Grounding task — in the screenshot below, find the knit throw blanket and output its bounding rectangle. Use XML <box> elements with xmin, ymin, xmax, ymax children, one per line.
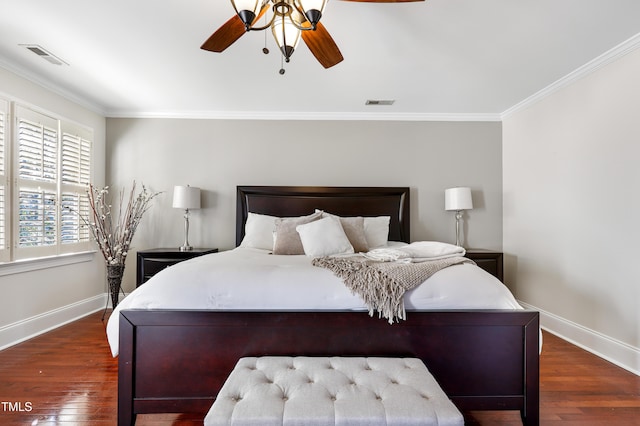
<box><xmin>312</xmin><ymin>255</ymin><xmax>474</xmax><ymax>324</ymax></box>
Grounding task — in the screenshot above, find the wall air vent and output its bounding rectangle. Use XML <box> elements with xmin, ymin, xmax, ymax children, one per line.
<box><xmin>20</xmin><ymin>44</ymin><xmax>68</xmax><ymax>66</ymax></box>
<box><xmin>365</xmin><ymin>100</ymin><xmax>395</xmax><ymax>106</ymax></box>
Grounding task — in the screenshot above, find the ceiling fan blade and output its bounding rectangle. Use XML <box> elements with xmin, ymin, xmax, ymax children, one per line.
<box><xmin>201</xmin><ymin>15</ymin><xmax>245</xmax><ymax>52</ymax></box>
<box><xmin>301</xmin><ymin>22</ymin><xmax>344</xmax><ymax>69</ymax></box>
<box><xmin>201</xmin><ymin>5</ymin><xmax>269</xmax><ymax>53</ymax></box>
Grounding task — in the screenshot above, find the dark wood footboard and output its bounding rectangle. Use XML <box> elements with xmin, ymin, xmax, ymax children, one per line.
<box><xmin>118</xmin><ymin>309</ymin><xmax>539</xmax><ymax>426</ymax></box>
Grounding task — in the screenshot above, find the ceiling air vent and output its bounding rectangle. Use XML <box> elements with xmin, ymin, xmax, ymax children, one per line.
<box><xmin>20</xmin><ymin>44</ymin><xmax>68</xmax><ymax>66</ymax></box>
<box><xmin>365</xmin><ymin>100</ymin><xmax>395</xmax><ymax>106</ymax></box>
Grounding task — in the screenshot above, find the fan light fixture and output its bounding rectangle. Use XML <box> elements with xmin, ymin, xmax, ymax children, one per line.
<box><xmin>230</xmin><ymin>0</ymin><xmax>328</xmax><ymax>72</ymax></box>
<box><xmin>203</xmin><ymin>0</ymin><xmax>423</xmax><ymax>71</ymax></box>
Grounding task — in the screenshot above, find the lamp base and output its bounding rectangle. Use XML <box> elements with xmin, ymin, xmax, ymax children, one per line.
<box><xmin>179</xmin><ymin>209</ymin><xmax>193</xmax><ymax>252</ymax></box>
<box><xmin>455</xmin><ymin>210</ymin><xmax>463</xmax><ymax>247</ymax></box>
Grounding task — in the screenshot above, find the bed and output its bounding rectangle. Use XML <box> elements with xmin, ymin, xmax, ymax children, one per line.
<box><xmin>114</xmin><ymin>186</ymin><xmax>539</xmax><ymax>426</ymax></box>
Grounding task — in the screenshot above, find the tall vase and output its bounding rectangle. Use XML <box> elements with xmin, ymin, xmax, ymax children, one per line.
<box><xmin>106</xmin><ymin>264</ymin><xmax>125</xmax><ymax>309</ymax></box>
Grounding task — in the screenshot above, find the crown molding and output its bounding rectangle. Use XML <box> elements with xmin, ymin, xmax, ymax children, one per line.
<box><xmin>501</xmin><ymin>32</ymin><xmax>640</xmax><ymax>119</ymax></box>
<box><xmin>6</xmin><ymin>30</ymin><xmax>640</xmax><ymax>124</ymax></box>
<box><xmin>0</xmin><ymin>62</ymin><xmax>499</xmax><ymax>122</ymax></box>
<box><xmin>105</xmin><ymin>110</ymin><xmax>502</xmax><ymax>122</ymax></box>
<box><xmin>0</xmin><ymin>61</ymin><xmax>106</xmax><ymax>116</ymax></box>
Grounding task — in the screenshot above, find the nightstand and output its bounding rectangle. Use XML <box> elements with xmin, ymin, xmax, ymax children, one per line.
<box><xmin>136</xmin><ymin>248</ymin><xmax>218</xmax><ymax>287</ymax></box>
<box><xmin>464</xmin><ymin>250</ymin><xmax>503</xmax><ymax>282</ymax></box>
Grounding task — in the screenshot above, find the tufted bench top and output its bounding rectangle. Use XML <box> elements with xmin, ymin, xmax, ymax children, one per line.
<box><xmin>204</xmin><ymin>356</ymin><xmax>463</xmax><ymax>426</ymax></box>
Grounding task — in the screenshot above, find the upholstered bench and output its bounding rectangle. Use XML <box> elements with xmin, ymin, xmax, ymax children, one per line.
<box><xmin>204</xmin><ymin>356</ymin><xmax>463</xmax><ymax>426</ymax></box>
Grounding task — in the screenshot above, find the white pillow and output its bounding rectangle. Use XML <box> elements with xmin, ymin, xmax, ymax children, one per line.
<box><xmin>315</xmin><ymin>210</ymin><xmax>369</xmax><ymax>252</ymax></box>
<box><xmin>296</xmin><ymin>216</ymin><xmax>354</xmax><ymax>257</ymax></box>
<box><xmin>239</xmin><ymin>212</ymin><xmax>277</xmax><ymax>250</ymax></box>
<box><xmin>272</xmin><ymin>212</ymin><xmax>323</xmax><ymax>255</ymax></box>
<box><xmin>363</xmin><ymin>216</ymin><xmax>391</xmax><ymax>249</ymax></box>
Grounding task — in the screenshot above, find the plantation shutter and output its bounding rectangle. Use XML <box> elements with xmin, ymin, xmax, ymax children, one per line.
<box><xmin>0</xmin><ymin>99</ymin><xmax>8</xmax><ymax>261</ymax></box>
<box><xmin>0</xmin><ymin>101</ymin><xmax>94</xmax><ymax>263</ymax></box>
<box><xmin>14</xmin><ymin>106</ymin><xmax>59</xmax><ymax>259</ymax></box>
<box><xmin>59</xmin><ymin>122</ymin><xmax>92</xmax><ymax>253</ymax></box>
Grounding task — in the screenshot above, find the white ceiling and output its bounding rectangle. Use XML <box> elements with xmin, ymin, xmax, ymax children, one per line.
<box><xmin>1</xmin><ymin>0</ymin><xmax>639</xmax><ymax>120</ymax></box>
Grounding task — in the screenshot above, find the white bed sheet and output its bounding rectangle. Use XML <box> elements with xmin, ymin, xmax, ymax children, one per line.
<box><xmin>106</xmin><ymin>247</ymin><xmax>523</xmax><ymax>356</ymax></box>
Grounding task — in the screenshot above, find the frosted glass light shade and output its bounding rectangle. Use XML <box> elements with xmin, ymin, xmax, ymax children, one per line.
<box><xmin>272</xmin><ymin>16</ymin><xmax>301</xmax><ymax>60</ymax></box>
<box><xmin>231</xmin><ymin>0</ymin><xmax>263</xmax><ymax>15</ymax></box>
<box><xmin>297</xmin><ymin>0</ymin><xmax>327</xmax><ymax>25</ymax></box>
<box><xmin>445</xmin><ymin>187</ymin><xmax>473</xmax><ymax>211</ymax></box>
<box><xmin>172</xmin><ymin>186</ymin><xmax>201</xmax><ymax>210</ymax></box>
<box><xmin>231</xmin><ymin>0</ymin><xmax>263</xmax><ymax>26</ymax></box>
<box><xmin>297</xmin><ymin>0</ymin><xmax>327</xmax><ymax>13</ymax></box>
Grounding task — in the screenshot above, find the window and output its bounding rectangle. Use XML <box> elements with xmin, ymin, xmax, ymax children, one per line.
<box><xmin>0</xmin><ymin>99</ymin><xmax>7</xmax><ymax>262</ymax></box>
<box><xmin>59</xmin><ymin>126</ymin><xmax>92</xmax><ymax>247</ymax></box>
<box><xmin>1</xmin><ymin>102</ymin><xmax>93</xmax><ymax>262</ymax></box>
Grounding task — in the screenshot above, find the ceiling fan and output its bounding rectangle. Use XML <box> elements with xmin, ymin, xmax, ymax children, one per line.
<box><xmin>201</xmin><ymin>0</ymin><xmax>424</xmax><ymax>72</ymax></box>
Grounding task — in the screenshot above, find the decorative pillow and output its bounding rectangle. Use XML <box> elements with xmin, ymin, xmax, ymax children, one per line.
<box><xmin>363</xmin><ymin>216</ymin><xmax>391</xmax><ymax>249</ymax></box>
<box><xmin>272</xmin><ymin>212</ymin><xmax>322</xmax><ymax>255</ymax></box>
<box><xmin>239</xmin><ymin>212</ymin><xmax>278</xmax><ymax>250</ymax></box>
<box><xmin>315</xmin><ymin>210</ymin><xmax>369</xmax><ymax>253</ymax></box>
<box><xmin>296</xmin><ymin>216</ymin><xmax>354</xmax><ymax>257</ymax></box>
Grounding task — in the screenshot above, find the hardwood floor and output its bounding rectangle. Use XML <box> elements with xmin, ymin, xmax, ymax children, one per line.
<box><xmin>0</xmin><ymin>311</ymin><xmax>638</xmax><ymax>425</ymax></box>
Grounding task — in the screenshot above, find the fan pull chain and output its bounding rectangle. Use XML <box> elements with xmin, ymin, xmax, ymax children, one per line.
<box><xmin>279</xmin><ymin>54</ymin><xmax>286</xmax><ymax>75</ymax></box>
<box><xmin>262</xmin><ymin>21</ymin><xmax>269</xmax><ymax>55</ymax></box>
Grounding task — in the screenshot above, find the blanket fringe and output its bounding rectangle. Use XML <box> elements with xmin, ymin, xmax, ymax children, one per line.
<box><xmin>312</xmin><ymin>255</ymin><xmax>473</xmax><ymax>324</ymax></box>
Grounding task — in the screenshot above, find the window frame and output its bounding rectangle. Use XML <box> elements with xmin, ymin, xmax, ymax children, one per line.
<box><xmin>0</xmin><ymin>100</ymin><xmax>94</xmax><ymax>263</ymax></box>
<box><xmin>0</xmin><ymin>98</ymin><xmax>8</xmax><ymax>262</ymax></box>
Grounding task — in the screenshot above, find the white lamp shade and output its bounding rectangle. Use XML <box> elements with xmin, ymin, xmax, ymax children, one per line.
<box><xmin>445</xmin><ymin>187</ymin><xmax>473</xmax><ymax>211</ymax></box>
<box><xmin>172</xmin><ymin>186</ymin><xmax>201</xmax><ymax>210</ymax></box>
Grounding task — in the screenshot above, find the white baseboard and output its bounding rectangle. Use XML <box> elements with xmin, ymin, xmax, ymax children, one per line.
<box><xmin>519</xmin><ymin>300</ymin><xmax>640</xmax><ymax>376</ymax></box>
<box><xmin>6</xmin><ymin>295</ymin><xmax>638</xmax><ymax>377</ymax></box>
<box><xmin>0</xmin><ymin>294</ymin><xmax>108</xmax><ymax>351</ymax></box>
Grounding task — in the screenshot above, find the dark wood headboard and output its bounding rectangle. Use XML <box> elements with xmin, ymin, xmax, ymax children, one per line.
<box><xmin>236</xmin><ymin>186</ymin><xmax>410</xmax><ymax>247</ymax></box>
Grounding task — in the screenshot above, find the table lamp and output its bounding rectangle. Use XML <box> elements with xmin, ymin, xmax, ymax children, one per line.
<box><xmin>172</xmin><ymin>185</ymin><xmax>201</xmax><ymax>251</ymax></box>
<box><xmin>445</xmin><ymin>187</ymin><xmax>473</xmax><ymax>247</ymax></box>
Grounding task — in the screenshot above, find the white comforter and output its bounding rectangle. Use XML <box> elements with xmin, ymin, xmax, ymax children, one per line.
<box><xmin>106</xmin><ymin>247</ymin><xmax>522</xmax><ymax>356</ymax></box>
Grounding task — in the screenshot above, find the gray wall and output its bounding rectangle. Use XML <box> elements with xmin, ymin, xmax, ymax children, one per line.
<box><xmin>0</xmin><ymin>67</ymin><xmax>106</xmax><ymax>342</ymax></box>
<box><xmin>503</xmin><ymin>46</ymin><xmax>640</xmax><ymax>373</ymax></box>
<box><xmin>106</xmin><ymin>119</ymin><xmax>503</xmax><ymax>291</ymax></box>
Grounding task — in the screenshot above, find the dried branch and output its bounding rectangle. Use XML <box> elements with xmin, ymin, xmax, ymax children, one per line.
<box><xmin>85</xmin><ymin>182</ymin><xmax>161</xmax><ymax>266</ymax></box>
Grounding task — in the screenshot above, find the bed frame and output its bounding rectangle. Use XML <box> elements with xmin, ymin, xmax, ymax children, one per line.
<box><xmin>118</xmin><ymin>186</ymin><xmax>539</xmax><ymax>425</ymax></box>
